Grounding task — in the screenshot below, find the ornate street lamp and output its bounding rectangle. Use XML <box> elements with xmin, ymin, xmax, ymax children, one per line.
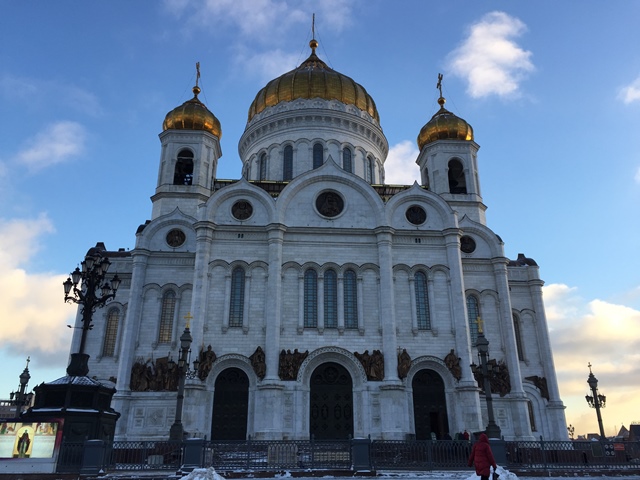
<box><xmin>585</xmin><ymin>363</ymin><xmax>606</xmax><ymax>440</ymax></box>
<box><xmin>63</xmin><ymin>246</ymin><xmax>121</xmax><ymax>376</ymax></box>
<box><xmin>169</xmin><ymin>314</ymin><xmax>194</xmax><ymax>441</ymax></box>
<box><xmin>473</xmin><ymin>318</ymin><xmax>501</xmax><ymax>439</ymax></box>
<box><xmin>567</xmin><ymin>424</ymin><xmax>575</xmax><ymax>440</ymax></box>
<box><xmin>10</xmin><ymin>357</ymin><xmax>32</xmax><ymax>418</ymax></box>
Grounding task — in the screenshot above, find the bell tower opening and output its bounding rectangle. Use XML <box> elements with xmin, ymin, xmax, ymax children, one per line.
<box><xmin>173</xmin><ymin>149</ymin><xmax>194</xmax><ymax>185</ymax></box>
<box><xmin>309</xmin><ymin>362</ymin><xmax>353</xmax><ymax>439</ymax></box>
<box><xmin>448</xmin><ymin>159</ymin><xmax>467</xmax><ymax>194</ymax></box>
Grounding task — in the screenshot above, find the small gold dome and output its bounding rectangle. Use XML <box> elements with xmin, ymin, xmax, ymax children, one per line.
<box><xmin>247</xmin><ymin>40</ymin><xmax>379</xmax><ymax>124</ymax></box>
<box><xmin>417</xmin><ymin>97</ymin><xmax>473</xmax><ymax>150</ymax></box>
<box><xmin>163</xmin><ymin>85</ymin><xmax>222</xmax><ymax>138</ymax></box>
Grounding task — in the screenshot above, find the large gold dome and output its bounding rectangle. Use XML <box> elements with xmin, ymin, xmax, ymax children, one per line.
<box><xmin>417</xmin><ymin>97</ymin><xmax>473</xmax><ymax>150</ymax></box>
<box><xmin>163</xmin><ymin>85</ymin><xmax>222</xmax><ymax>139</ymax></box>
<box><xmin>247</xmin><ymin>40</ymin><xmax>379</xmax><ymax>124</ymax></box>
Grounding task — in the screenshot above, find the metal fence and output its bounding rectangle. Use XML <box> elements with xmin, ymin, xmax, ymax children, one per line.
<box><xmin>56</xmin><ymin>438</ymin><xmax>640</xmax><ymax>474</ymax></box>
<box><xmin>505</xmin><ymin>439</ymin><xmax>640</xmax><ymax>471</ymax></box>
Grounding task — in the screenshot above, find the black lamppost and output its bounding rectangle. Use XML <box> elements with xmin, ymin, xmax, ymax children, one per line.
<box><xmin>63</xmin><ymin>247</ymin><xmax>120</xmax><ymax>376</ymax></box>
<box><xmin>585</xmin><ymin>363</ymin><xmax>606</xmax><ymax>440</ymax></box>
<box><xmin>169</xmin><ymin>315</ymin><xmax>194</xmax><ymax>441</ymax></box>
<box><xmin>474</xmin><ymin>320</ymin><xmax>501</xmax><ymax>439</ymax></box>
<box><xmin>10</xmin><ymin>357</ymin><xmax>32</xmax><ymax>418</ymax></box>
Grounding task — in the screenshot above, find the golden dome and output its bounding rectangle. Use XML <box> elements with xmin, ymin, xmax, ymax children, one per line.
<box><xmin>247</xmin><ymin>40</ymin><xmax>379</xmax><ymax>124</ymax></box>
<box><xmin>417</xmin><ymin>96</ymin><xmax>473</xmax><ymax>150</ymax></box>
<box><xmin>163</xmin><ymin>85</ymin><xmax>222</xmax><ymax>138</ymax></box>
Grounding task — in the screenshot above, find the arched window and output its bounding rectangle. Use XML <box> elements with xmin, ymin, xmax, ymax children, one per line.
<box><xmin>102</xmin><ymin>308</ymin><xmax>119</xmax><ymax>357</ymax></box>
<box><xmin>527</xmin><ymin>401</ymin><xmax>537</xmax><ymax>432</ymax></box>
<box><xmin>283</xmin><ymin>145</ymin><xmax>293</xmax><ymax>180</ymax></box>
<box><xmin>366</xmin><ymin>156</ymin><xmax>375</xmax><ymax>184</ymax></box>
<box><xmin>342</xmin><ymin>147</ymin><xmax>353</xmax><ymax>173</ymax></box>
<box><xmin>324</xmin><ymin>269</ymin><xmax>337</xmax><ymax>328</ymax></box>
<box><xmin>344</xmin><ymin>269</ymin><xmax>358</xmax><ymax>329</ymax></box>
<box><xmin>229</xmin><ymin>267</ymin><xmax>245</xmax><ymax>327</ymax></box>
<box><xmin>304</xmin><ymin>269</ymin><xmax>318</xmax><ymax>327</ymax></box>
<box><xmin>259</xmin><ymin>153</ymin><xmax>267</xmax><ymax>181</ymax></box>
<box><xmin>159</xmin><ymin>290</ymin><xmax>176</xmax><ymax>344</ymax></box>
<box><xmin>414</xmin><ymin>272</ymin><xmax>431</xmax><ymax>330</ymax></box>
<box><xmin>173</xmin><ymin>149</ymin><xmax>194</xmax><ymax>185</ymax></box>
<box><xmin>513</xmin><ymin>314</ymin><xmax>525</xmax><ymax>361</ymax></box>
<box><xmin>466</xmin><ymin>295</ymin><xmax>480</xmax><ymax>345</ymax></box>
<box><xmin>448</xmin><ymin>159</ymin><xmax>467</xmax><ymax>194</ymax></box>
<box><xmin>313</xmin><ymin>143</ymin><xmax>323</xmax><ymax>169</ymax></box>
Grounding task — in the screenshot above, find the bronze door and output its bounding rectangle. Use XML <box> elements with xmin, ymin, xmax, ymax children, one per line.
<box><xmin>309</xmin><ymin>362</ymin><xmax>353</xmax><ymax>439</ymax></box>
<box><xmin>412</xmin><ymin>369</ymin><xmax>449</xmax><ymax>440</ymax></box>
<box><xmin>211</xmin><ymin>368</ymin><xmax>249</xmax><ymax>440</ymax></box>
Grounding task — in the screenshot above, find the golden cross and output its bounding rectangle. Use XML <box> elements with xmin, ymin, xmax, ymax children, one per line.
<box><xmin>437</xmin><ymin>73</ymin><xmax>443</xmax><ymax>98</ymax></box>
<box><xmin>195</xmin><ymin>62</ymin><xmax>201</xmax><ymax>87</ymax></box>
<box><xmin>312</xmin><ymin>13</ymin><xmax>315</xmax><ymax>39</ymax></box>
<box><xmin>25</xmin><ymin>356</ymin><xmax>30</xmax><ymax>368</ymax></box>
<box><xmin>476</xmin><ymin>316</ymin><xmax>484</xmax><ymax>334</ymax></box>
<box><xmin>184</xmin><ymin>312</ymin><xmax>193</xmax><ymax>328</ymax></box>
<box><xmin>588</xmin><ymin>362</ymin><xmax>592</xmax><ymax>373</ymax></box>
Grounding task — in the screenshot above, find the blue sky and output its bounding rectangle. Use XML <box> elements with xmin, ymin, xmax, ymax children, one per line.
<box><xmin>1</xmin><ymin>1</ymin><xmax>639</xmax><ymax>437</ymax></box>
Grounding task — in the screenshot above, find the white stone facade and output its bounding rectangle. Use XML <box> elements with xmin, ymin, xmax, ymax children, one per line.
<box><xmin>71</xmin><ymin>57</ymin><xmax>568</xmax><ymax>443</ymax></box>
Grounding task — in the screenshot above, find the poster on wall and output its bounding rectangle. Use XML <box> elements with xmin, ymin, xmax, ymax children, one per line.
<box><xmin>0</xmin><ymin>421</ymin><xmax>63</xmax><ymax>459</ymax></box>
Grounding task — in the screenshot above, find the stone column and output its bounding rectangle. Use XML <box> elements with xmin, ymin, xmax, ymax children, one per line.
<box><xmin>190</xmin><ymin>221</ymin><xmax>214</xmax><ymax>346</ymax></box>
<box><xmin>112</xmin><ymin>248</ymin><xmax>149</xmax><ymax>436</ymax></box>
<box><xmin>492</xmin><ymin>257</ymin><xmax>533</xmax><ymax>439</ymax></box>
<box><xmin>253</xmin><ymin>223</ymin><xmax>286</xmax><ymax>439</ymax></box>
<box><xmin>528</xmin><ymin>270</ymin><xmax>567</xmax><ymax>439</ymax></box>
<box><xmin>374</xmin><ymin>227</ymin><xmax>398</xmax><ymax>381</ymax></box>
<box><xmin>443</xmin><ymin>228</ymin><xmax>483</xmax><ymax>434</ymax></box>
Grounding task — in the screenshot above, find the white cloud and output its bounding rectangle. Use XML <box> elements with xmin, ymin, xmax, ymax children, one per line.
<box><xmin>619</xmin><ymin>76</ymin><xmax>640</xmax><ymax>104</ymax></box>
<box><xmin>0</xmin><ymin>216</ymin><xmax>73</xmax><ymax>362</ymax></box>
<box><xmin>384</xmin><ymin>141</ymin><xmax>420</xmax><ymax>185</ymax></box>
<box><xmin>163</xmin><ymin>0</ymin><xmax>353</xmax><ymax>41</ymax></box>
<box><xmin>233</xmin><ymin>47</ymin><xmax>301</xmax><ymax>83</ymax></box>
<box><xmin>447</xmin><ymin>11</ymin><xmax>534</xmax><ymax>98</ymax></box>
<box><xmin>16</xmin><ymin>121</ymin><xmax>86</xmax><ymax>172</ymax></box>
<box><xmin>636</xmin><ymin>166</ymin><xmax>640</xmax><ymax>184</ymax></box>
<box><xmin>543</xmin><ymin>283</ymin><xmax>640</xmax><ymax>437</ymax></box>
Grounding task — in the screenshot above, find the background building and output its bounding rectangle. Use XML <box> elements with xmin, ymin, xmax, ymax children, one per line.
<box><xmin>68</xmin><ymin>39</ymin><xmax>567</xmax><ymax>441</ymax></box>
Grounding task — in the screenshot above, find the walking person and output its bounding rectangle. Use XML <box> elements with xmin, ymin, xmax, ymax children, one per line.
<box><xmin>468</xmin><ymin>433</ymin><xmax>498</xmax><ymax>480</ymax></box>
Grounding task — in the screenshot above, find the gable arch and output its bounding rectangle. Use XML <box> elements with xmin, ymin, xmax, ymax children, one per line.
<box><xmin>297</xmin><ymin>346</ymin><xmax>367</xmax><ymax>386</ymax></box>
<box><xmin>406</xmin><ymin>355</ymin><xmax>457</xmax><ymax>390</ymax></box>
<box><xmin>206</xmin><ymin>353</ymin><xmax>258</xmax><ymax>389</ymax></box>
<box><xmin>204</xmin><ymin>178</ymin><xmax>277</xmax><ymax>224</ymax></box>
<box><xmin>274</xmin><ymin>162</ymin><xmax>386</xmax><ymax>226</ymax></box>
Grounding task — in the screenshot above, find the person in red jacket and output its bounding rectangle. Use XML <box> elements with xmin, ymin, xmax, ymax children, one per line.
<box><xmin>468</xmin><ymin>433</ymin><xmax>498</xmax><ymax>480</ymax></box>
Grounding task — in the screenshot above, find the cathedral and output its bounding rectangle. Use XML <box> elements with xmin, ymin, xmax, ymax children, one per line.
<box><xmin>68</xmin><ymin>37</ymin><xmax>568</xmax><ymax>442</ymax></box>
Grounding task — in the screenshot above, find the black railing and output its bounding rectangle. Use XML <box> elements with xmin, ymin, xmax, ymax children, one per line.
<box><xmin>505</xmin><ymin>439</ymin><xmax>640</xmax><ymax>471</ymax></box>
<box><xmin>56</xmin><ymin>438</ymin><xmax>640</xmax><ymax>474</ymax></box>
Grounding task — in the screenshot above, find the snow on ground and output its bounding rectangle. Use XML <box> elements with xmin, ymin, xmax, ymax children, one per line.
<box><xmin>180</xmin><ymin>467</ymin><xmax>640</xmax><ymax>480</ymax></box>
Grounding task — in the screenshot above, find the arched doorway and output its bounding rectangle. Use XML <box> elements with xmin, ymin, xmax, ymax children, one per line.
<box><xmin>309</xmin><ymin>362</ymin><xmax>353</xmax><ymax>439</ymax></box>
<box><xmin>412</xmin><ymin>369</ymin><xmax>449</xmax><ymax>440</ymax></box>
<box><xmin>211</xmin><ymin>367</ymin><xmax>249</xmax><ymax>440</ymax></box>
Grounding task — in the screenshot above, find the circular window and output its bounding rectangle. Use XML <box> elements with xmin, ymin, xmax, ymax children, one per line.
<box><xmin>166</xmin><ymin>229</ymin><xmax>186</xmax><ymax>247</ymax></box>
<box><xmin>460</xmin><ymin>235</ymin><xmax>476</xmax><ymax>253</ymax></box>
<box><xmin>316</xmin><ymin>191</ymin><xmax>344</xmax><ymax>218</ymax></box>
<box><xmin>232</xmin><ymin>200</ymin><xmax>253</xmax><ymax>220</ymax></box>
<box><xmin>405</xmin><ymin>205</ymin><xmax>427</xmax><ymax>225</ymax></box>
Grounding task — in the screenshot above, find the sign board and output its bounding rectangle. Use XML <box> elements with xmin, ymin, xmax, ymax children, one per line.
<box><xmin>0</xmin><ymin>421</ymin><xmax>63</xmax><ymax>459</ymax></box>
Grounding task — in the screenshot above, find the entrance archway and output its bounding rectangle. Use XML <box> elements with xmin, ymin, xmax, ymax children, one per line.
<box><xmin>309</xmin><ymin>362</ymin><xmax>353</xmax><ymax>439</ymax></box>
<box><xmin>412</xmin><ymin>368</ymin><xmax>449</xmax><ymax>440</ymax></box>
<box><xmin>211</xmin><ymin>367</ymin><xmax>249</xmax><ymax>440</ymax></box>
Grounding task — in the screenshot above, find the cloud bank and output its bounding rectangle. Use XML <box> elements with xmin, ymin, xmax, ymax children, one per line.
<box><xmin>544</xmin><ymin>283</ymin><xmax>640</xmax><ymax>437</ymax></box>
<box><xmin>447</xmin><ymin>11</ymin><xmax>534</xmax><ymax>98</ymax></box>
<box><xmin>384</xmin><ymin>141</ymin><xmax>420</xmax><ymax>185</ymax></box>
<box><xmin>0</xmin><ymin>216</ymin><xmax>73</xmax><ymax>367</ymax></box>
